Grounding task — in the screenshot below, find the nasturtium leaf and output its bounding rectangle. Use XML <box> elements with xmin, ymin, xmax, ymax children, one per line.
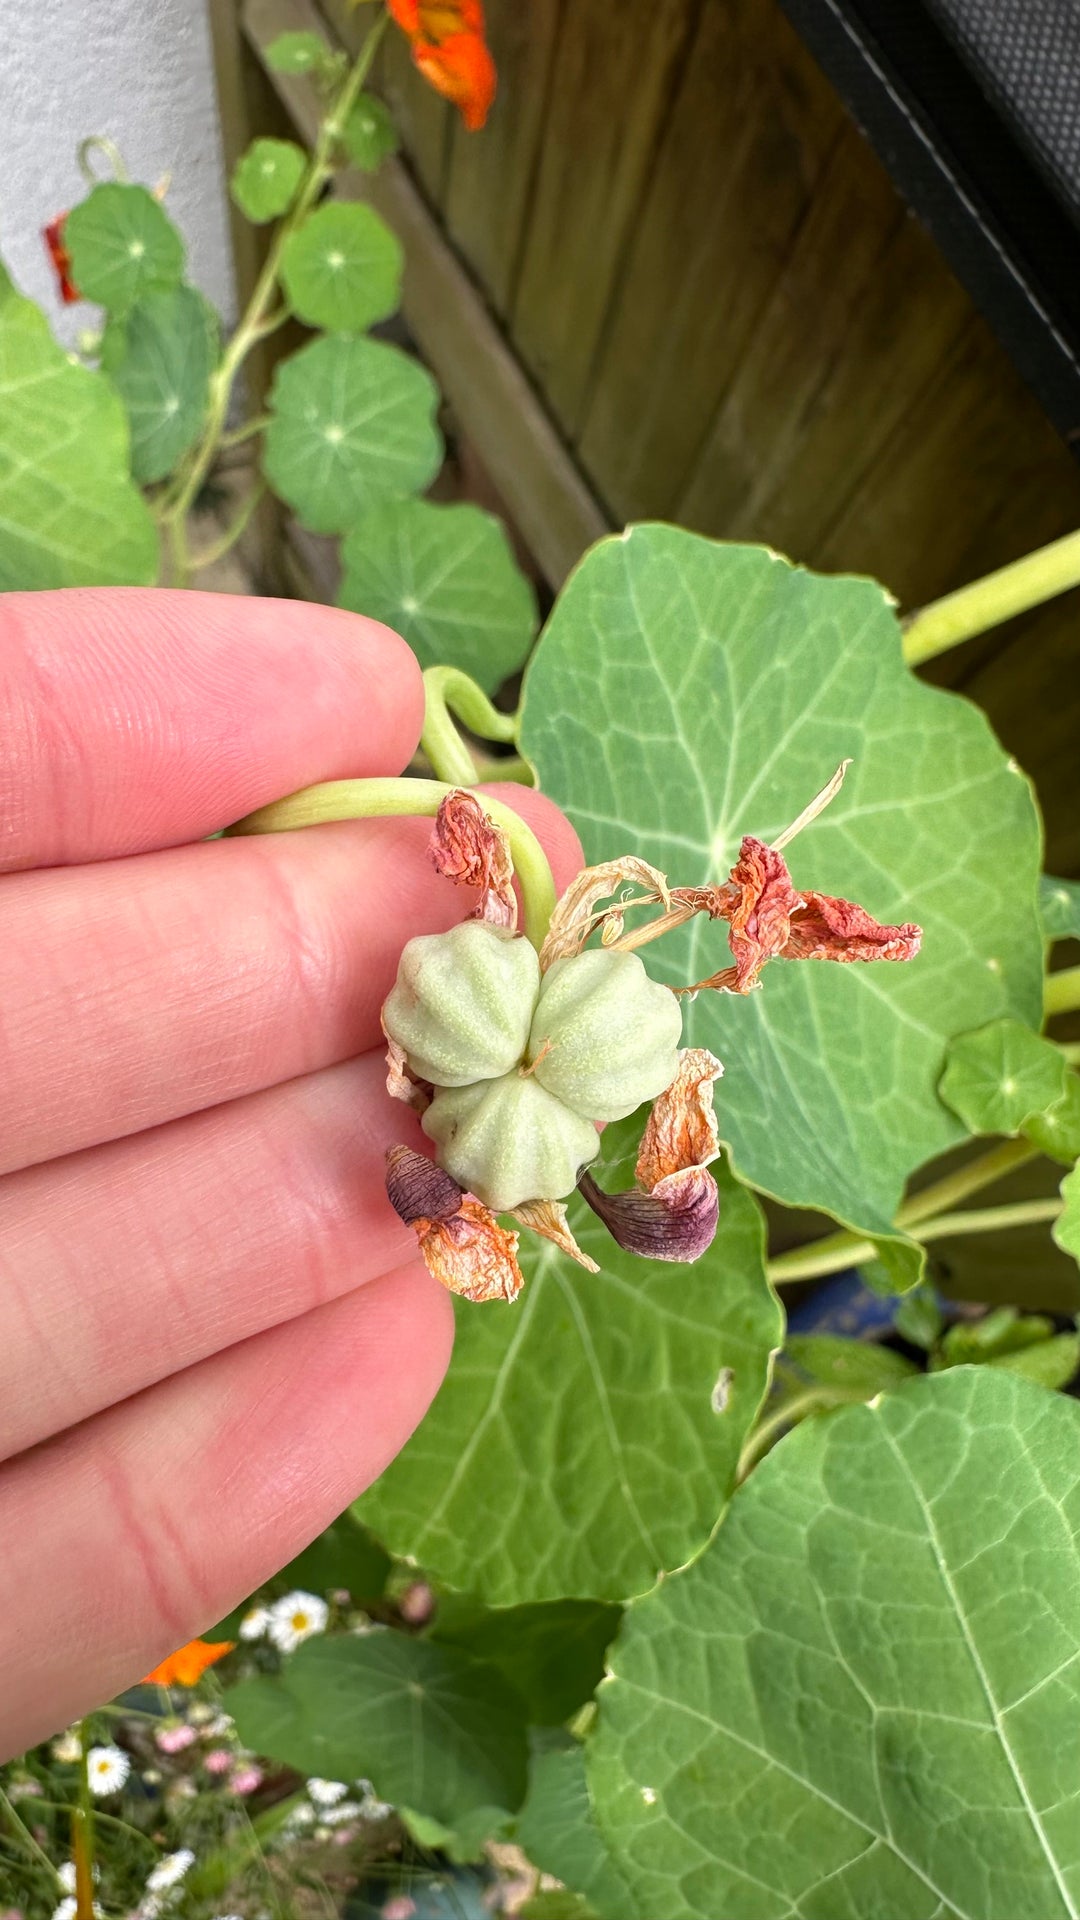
<box><xmin>431</xmin><ymin>1596</ymin><xmax>621</xmax><ymax>1725</ymax></box>
<box><xmin>400</xmin><ymin>1803</ymin><xmax>512</xmax><ymax>1864</ymax></box>
<box><xmin>931</xmin><ymin>1307</ymin><xmax>1080</xmax><ymax>1390</ymax></box>
<box><xmin>230</xmin><ymin>138</ymin><xmax>307</xmax><ymax>223</ymax></box>
<box><xmin>517</xmin><ymin>1744</ymin><xmax>634</xmax><ymax>1920</ymax></box>
<box><xmin>1040</xmin><ymin>874</ymin><xmax>1080</xmax><ymax>943</ymax></box>
<box><xmin>586</xmin><ymin>1368</ymin><xmax>1080</xmax><ymax>1920</ymax></box>
<box><xmin>1054</xmin><ymin>1163</ymin><xmax>1080</xmax><ymax>1266</ymax></box>
<box><xmin>893</xmin><ymin>1284</ymin><xmax>944</xmax><ymax>1350</ymax></box>
<box><xmin>265</xmin><ymin>29</ymin><xmax>333</xmax><ymax>74</ymax></box>
<box><xmin>782</xmin><ymin>1332</ymin><xmax>919</xmax><ymax>1394</ymax></box>
<box><xmin>264</xmin><ymin>333</ymin><xmax>441</xmax><ymax>534</ymax></box>
<box><xmin>1030</xmin><ymin>1077</ymin><xmax>1080</xmax><ymax>1166</ymax></box>
<box><xmin>105</xmin><ymin>284</ymin><xmax>217</xmax><ymax>483</ymax></box>
<box><xmin>982</xmin><ymin>1332</ymin><xmax>1080</xmax><ymax>1392</ymax></box>
<box><xmin>64</xmin><ymin>183</ymin><xmax>184</xmax><ymax>316</ymax></box>
<box><xmin>343</xmin><ymin>92</ymin><xmax>400</xmax><ymax>171</ymax></box>
<box><xmin>280</xmin><ymin>201</ymin><xmax>403</xmax><ymax>333</ymax></box>
<box><xmin>0</xmin><ymin>266</ymin><xmax>156</xmax><ymax>587</ymax></box>
<box><xmin>339</xmin><ymin>498</ymin><xmax>537</xmax><ymax>689</ymax></box>
<box><xmin>940</xmin><ymin>1017</ymin><xmax>1069</xmax><ymax>1137</ymax></box>
<box><xmin>226</xmin><ymin>1632</ymin><xmax>528</xmax><ymax>1827</ymax></box>
<box><xmin>520</xmin><ymin>529</ymin><xmax>1043</xmax><ymax>1238</ymax></box>
<box><xmin>359</xmin><ymin>1145</ymin><xmax>781</xmax><ymax>1606</ymax></box>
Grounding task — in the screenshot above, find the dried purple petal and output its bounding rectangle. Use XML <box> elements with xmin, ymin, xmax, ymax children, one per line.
<box><xmin>385</xmin><ymin>1144</ymin><xmax>463</xmax><ymax>1226</ymax></box>
<box><xmin>578</xmin><ymin>1165</ymin><xmax>719</xmax><ymax>1263</ymax></box>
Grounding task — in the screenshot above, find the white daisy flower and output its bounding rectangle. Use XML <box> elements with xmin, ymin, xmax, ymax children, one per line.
<box><xmin>57</xmin><ymin>1863</ymin><xmax>77</xmax><ymax>1892</ymax></box>
<box><xmin>202</xmin><ymin>1711</ymin><xmax>234</xmax><ymax>1737</ymax></box>
<box><xmin>51</xmin><ymin>1729</ymin><xmax>82</xmax><ymax>1764</ymax></box>
<box><xmin>267</xmin><ymin>1591</ymin><xmax>328</xmax><ymax>1653</ymax></box>
<box><xmin>283</xmin><ymin>1801</ymin><xmax>317</xmax><ymax>1833</ymax></box>
<box><xmin>87</xmin><ymin>1744</ymin><xmax>130</xmax><ymax>1796</ymax></box>
<box><xmin>145</xmin><ymin>1848</ymin><xmax>195</xmax><ymax>1893</ymax></box>
<box><xmin>239</xmin><ymin>1604</ymin><xmax>272</xmax><ymax>1641</ymax></box>
<box><xmin>306</xmin><ymin>1777</ymin><xmax>348</xmax><ymax>1807</ymax></box>
<box><xmin>322</xmin><ymin>1800</ymin><xmax>361</xmax><ymax>1826</ymax></box>
<box><xmin>52</xmin><ymin>1899</ymin><xmax>77</xmax><ymax>1920</ymax></box>
<box><xmin>359</xmin><ymin>1792</ymin><xmax>394</xmax><ymax>1820</ymax></box>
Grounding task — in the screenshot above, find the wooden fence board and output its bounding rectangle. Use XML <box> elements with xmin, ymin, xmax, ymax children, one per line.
<box><xmin>442</xmin><ymin>0</ymin><xmax>562</xmax><ymax>317</ymax></box>
<box><xmin>511</xmin><ymin>0</ymin><xmax>701</xmax><ymax>438</ymax></box>
<box><xmin>577</xmin><ymin>0</ymin><xmax>843</xmax><ymax>524</ymax></box>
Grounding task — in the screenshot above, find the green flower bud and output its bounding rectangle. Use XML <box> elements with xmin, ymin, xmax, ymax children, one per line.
<box><xmin>383</xmin><ymin>921</ymin><xmax>540</xmax><ymax>1087</ymax></box>
<box><xmin>423</xmin><ymin>1073</ymin><xmax>600</xmax><ymax>1212</ymax></box>
<box><xmin>527</xmin><ymin>949</ymin><xmax>682</xmax><ymax>1121</ymax></box>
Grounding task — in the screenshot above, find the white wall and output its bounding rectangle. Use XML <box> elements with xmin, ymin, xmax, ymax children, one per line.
<box><xmin>0</xmin><ymin>0</ymin><xmax>236</xmax><ymax>338</ymax></box>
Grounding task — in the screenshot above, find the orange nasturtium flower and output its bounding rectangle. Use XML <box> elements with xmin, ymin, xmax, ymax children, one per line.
<box><xmin>43</xmin><ymin>214</ymin><xmax>79</xmax><ymax>304</ymax></box>
<box><xmin>142</xmin><ymin>1637</ymin><xmax>236</xmax><ymax>1687</ymax></box>
<box><xmin>387</xmin><ymin>0</ymin><xmax>496</xmax><ymax>131</ymax></box>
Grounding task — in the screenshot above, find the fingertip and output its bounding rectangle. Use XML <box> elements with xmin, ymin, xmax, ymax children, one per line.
<box><xmin>480</xmin><ymin>781</ymin><xmax>584</xmax><ymax>893</ymax></box>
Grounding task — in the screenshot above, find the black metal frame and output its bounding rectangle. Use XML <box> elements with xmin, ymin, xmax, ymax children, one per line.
<box><xmin>777</xmin><ymin>0</ymin><xmax>1080</xmax><ymax>448</ymax></box>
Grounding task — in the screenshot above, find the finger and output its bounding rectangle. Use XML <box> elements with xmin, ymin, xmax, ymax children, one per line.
<box><xmin>0</xmin><ymin>588</ymin><xmax>424</xmax><ymax>871</ymax></box>
<box><xmin>0</xmin><ymin>1052</ymin><xmax>424</xmax><ymax>1461</ymax></box>
<box><xmin>0</xmin><ymin>784</ymin><xmax>583</xmax><ymax>1173</ymax></box>
<box><xmin>0</xmin><ymin>1262</ymin><xmax>454</xmax><ymax>1761</ymax></box>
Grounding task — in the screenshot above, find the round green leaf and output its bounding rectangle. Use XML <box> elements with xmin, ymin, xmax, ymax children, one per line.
<box><xmin>226</xmin><ymin>1632</ymin><xmax>528</xmax><ymax>1828</ymax></box>
<box><xmin>0</xmin><ymin>266</ymin><xmax>156</xmax><ymax>586</ymax></box>
<box><xmin>280</xmin><ymin>201</ymin><xmax>403</xmax><ymax>333</ymax></box>
<box><xmin>940</xmin><ymin>1018</ymin><xmax>1070</xmax><ymax>1138</ymax></box>
<box><xmin>264</xmin><ymin>333</ymin><xmax>441</xmax><ymax>533</ymax></box>
<box><xmin>65</xmin><ymin>183</ymin><xmax>184</xmax><ymax>316</ymax></box>
<box><xmin>431</xmin><ymin>1597</ymin><xmax>621</xmax><ymax>1726</ymax></box>
<box><xmin>343</xmin><ymin>93</ymin><xmax>400</xmax><ymax>171</ymax></box>
<box><xmin>587</xmin><ymin>1368</ymin><xmax>1080</xmax><ymax>1920</ymax></box>
<box><xmin>517</xmin><ymin>1744</ymin><xmax>634</xmax><ymax>1920</ymax></box>
<box><xmin>520</xmin><ymin>528</ymin><xmax>1043</xmax><ymax>1237</ymax></box>
<box><xmin>231</xmin><ymin>138</ymin><xmax>307</xmax><ymax>223</ymax></box>
<box><xmin>339</xmin><ymin>499</ymin><xmax>537</xmax><ymax>688</ymax></box>
<box><xmin>1054</xmin><ymin>1163</ymin><xmax>1080</xmax><ymax>1267</ymax></box>
<box><xmin>359</xmin><ymin>1146</ymin><xmax>781</xmax><ymax>1605</ymax></box>
<box><xmin>266</xmin><ymin>29</ymin><xmax>333</xmax><ymax>74</ymax></box>
<box><xmin>106</xmin><ymin>285</ymin><xmax>217</xmax><ymax>484</ymax></box>
<box><xmin>1041</xmin><ymin>875</ymin><xmax>1080</xmax><ymax>943</ymax></box>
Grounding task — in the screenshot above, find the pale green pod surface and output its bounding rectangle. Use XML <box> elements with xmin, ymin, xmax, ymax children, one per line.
<box><xmin>423</xmin><ymin>1073</ymin><xmax>601</xmax><ymax>1212</ymax></box>
<box><xmin>383</xmin><ymin>921</ymin><xmax>540</xmax><ymax>1087</ymax></box>
<box><xmin>528</xmin><ymin>949</ymin><xmax>683</xmax><ymax>1121</ymax></box>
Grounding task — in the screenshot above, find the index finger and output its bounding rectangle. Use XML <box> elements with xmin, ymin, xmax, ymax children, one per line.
<box><xmin>0</xmin><ymin>587</ymin><xmax>425</xmax><ymax>871</ymax></box>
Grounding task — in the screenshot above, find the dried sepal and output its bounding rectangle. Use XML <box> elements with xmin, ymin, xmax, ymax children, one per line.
<box><xmin>578</xmin><ymin>1165</ymin><xmax>719</xmax><ymax>1264</ymax></box>
<box><xmin>636</xmin><ymin>1047</ymin><xmax>723</xmax><ymax>1190</ymax></box>
<box><xmin>539</xmin><ymin>856</ymin><xmax>671</xmax><ymax>970</ymax></box>
<box><xmin>420</xmin><ymin>1200</ymin><xmax>524</xmax><ymax>1303</ymax></box>
<box><xmin>512</xmin><ymin>1197</ymin><xmax>601</xmax><ymax>1274</ymax></box>
<box><xmin>382</xmin><ymin>1013</ymin><xmax>432</xmax><ymax>1113</ymax></box>
<box><xmin>430</xmin><ymin>788</ymin><xmax>517</xmax><ymax>930</ymax></box>
<box><xmin>385</xmin><ymin>1144</ymin><xmax>524</xmax><ymax>1303</ymax></box>
<box><xmin>782</xmin><ymin>891</ymin><xmax>922</xmax><ymax>964</ymax></box>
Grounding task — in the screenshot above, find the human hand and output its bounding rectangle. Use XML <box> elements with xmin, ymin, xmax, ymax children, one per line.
<box><xmin>0</xmin><ymin>588</ymin><xmax>581</xmax><ymax>1759</ymax></box>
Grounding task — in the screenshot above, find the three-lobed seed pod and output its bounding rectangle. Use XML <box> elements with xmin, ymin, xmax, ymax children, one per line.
<box><xmin>383</xmin><ymin>922</ymin><xmax>683</xmax><ymax>1210</ymax></box>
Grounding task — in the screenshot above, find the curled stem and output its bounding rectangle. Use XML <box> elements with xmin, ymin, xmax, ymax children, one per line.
<box><xmin>77</xmin><ymin>135</ymin><xmax>128</xmax><ymax>184</ymax></box>
<box><xmin>189</xmin><ymin>481</ymin><xmax>266</xmax><ymax>573</ymax></box>
<box><xmin>420</xmin><ymin>667</ymin><xmax>525</xmax><ymax>786</ymax></box>
<box><xmin>225</xmin><ymin>776</ymin><xmax>557</xmax><ymax>950</ymax></box>
<box><xmin>903</xmin><ymin>528</ymin><xmax>1080</xmax><ymax>664</ymax></box>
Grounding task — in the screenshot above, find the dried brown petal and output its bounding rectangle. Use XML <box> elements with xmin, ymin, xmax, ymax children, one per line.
<box><xmin>385</xmin><ymin>1143</ymin><xmax>463</xmax><ymax>1226</ymax></box>
<box><xmin>512</xmin><ymin>1197</ymin><xmax>601</xmax><ymax>1273</ymax></box>
<box><xmin>539</xmin><ymin>856</ymin><xmax>671</xmax><ymax>970</ymax></box>
<box><xmin>717</xmin><ymin>837</ymin><xmax>804</xmax><ymax>991</ymax></box>
<box><xmin>383</xmin><ymin>1023</ymin><xmax>432</xmax><ymax>1112</ymax></box>
<box><xmin>420</xmin><ymin>1199</ymin><xmax>524</xmax><ymax>1303</ymax></box>
<box><xmin>430</xmin><ymin>788</ymin><xmax>517</xmax><ymax>930</ymax></box>
<box><xmin>636</xmin><ymin>1047</ymin><xmax>723</xmax><ymax>1190</ymax></box>
<box><xmin>782</xmin><ymin>892</ymin><xmax>922</xmax><ymax>964</ymax></box>
<box><xmin>578</xmin><ymin>1165</ymin><xmax>719</xmax><ymax>1264</ymax></box>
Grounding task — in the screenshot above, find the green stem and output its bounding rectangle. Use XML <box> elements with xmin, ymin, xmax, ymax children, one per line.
<box><xmin>1058</xmin><ymin>1041</ymin><xmax>1080</xmax><ymax>1066</ymax></box>
<box><xmin>224</xmin><ymin>776</ymin><xmax>558</xmax><ymax>949</ymax></box>
<box><xmin>0</xmin><ymin>1784</ymin><xmax>61</xmax><ymax>1881</ymax></box>
<box><xmin>189</xmin><ymin>481</ymin><xmax>266</xmax><ymax>572</ymax></box>
<box><xmin>766</xmin><ymin>1191</ymin><xmax>1062</xmax><ymax>1286</ymax></box>
<box><xmin>160</xmin><ymin>12</ymin><xmax>387</xmax><ymax>538</ymax></box>
<box><xmin>420</xmin><ymin>667</ymin><xmax>522</xmax><ymax>785</ymax></box>
<box><xmin>73</xmin><ymin>1720</ymin><xmax>95</xmax><ymax>1920</ymax></box>
<box><xmin>737</xmin><ymin>1385</ymin><xmax>867</xmax><ymax>1481</ymax></box>
<box><xmin>1045</xmin><ymin>965</ymin><xmax>1080</xmax><ymax>1018</ymax></box>
<box><xmin>903</xmin><ymin>528</ymin><xmax>1080</xmax><ymax>664</ymax></box>
<box><xmin>219</xmin><ymin>413</ymin><xmax>271</xmax><ymax>450</ymax></box>
<box><xmin>765</xmin><ymin>1136</ymin><xmax>1038</xmax><ymax>1284</ymax></box>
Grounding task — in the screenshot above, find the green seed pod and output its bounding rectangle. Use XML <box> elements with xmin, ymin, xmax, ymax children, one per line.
<box><xmin>423</xmin><ymin>1072</ymin><xmax>601</xmax><ymax>1212</ymax></box>
<box><xmin>527</xmin><ymin>949</ymin><xmax>683</xmax><ymax>1121</ymax></box>
<box><xmin>383</xmin><ymin>921</ymin><xmax>540</xmax><ymax>1087</ymax></box>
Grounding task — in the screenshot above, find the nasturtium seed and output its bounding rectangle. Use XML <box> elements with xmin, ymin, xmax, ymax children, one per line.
<box><xmin>423</xmin><ymin>1074</ymin><xmax>601</xmax><ymax>1212</ymax></box>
